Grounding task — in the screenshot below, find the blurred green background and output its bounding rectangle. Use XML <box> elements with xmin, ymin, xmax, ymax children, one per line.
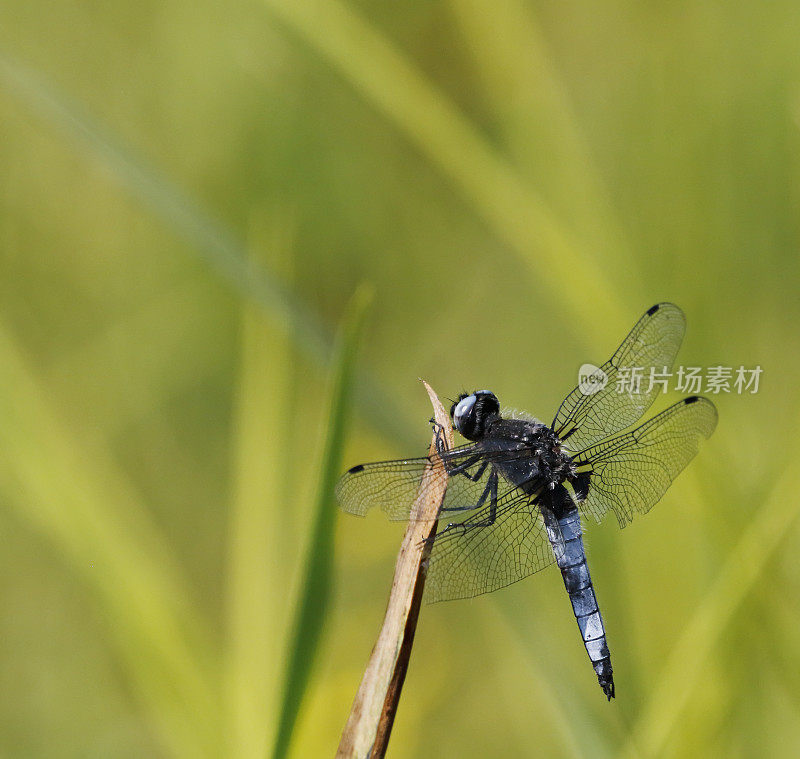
<box><xmin>1</xmin><ymin>1</ymin><xmax>799</xmax><ymax>757</ymax></box>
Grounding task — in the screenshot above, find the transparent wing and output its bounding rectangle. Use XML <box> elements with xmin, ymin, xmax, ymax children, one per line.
<box><xmin>552</xmin><ymin>302</ymin><xmax>686</xmax><ymax>452</ymax></box>
<box><xmin>573</xmin><ymin>396</ymin><xmax>718</xmax><ymax>528</ymax></box>
<box><xmin>336</xmin><ymin>444</ymin><xmax>522</xmax><ymax>521</ymax></box>
<box><xmin>426</xmin><ymin>489</ymin><xmax>555</xmax><ymax>603</ymax></box>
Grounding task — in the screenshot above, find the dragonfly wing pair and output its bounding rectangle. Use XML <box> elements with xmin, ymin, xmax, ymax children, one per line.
<box><xmin>336</xmin><ymin>303</ymin><xmax>718</xmax><ymax>604</ymax></box>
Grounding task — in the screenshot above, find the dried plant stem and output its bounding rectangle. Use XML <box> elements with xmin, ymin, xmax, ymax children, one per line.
<box><xmin>336</xmin><ymin>381</ymin><xmax>453</xmax><ymax>759</ymax></box>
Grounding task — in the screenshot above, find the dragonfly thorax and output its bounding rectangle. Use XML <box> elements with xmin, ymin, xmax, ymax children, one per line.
<box><xmin>480</xmin><ymin>417</ymin><xmax>575</xmax><ymax>494</ymax></box>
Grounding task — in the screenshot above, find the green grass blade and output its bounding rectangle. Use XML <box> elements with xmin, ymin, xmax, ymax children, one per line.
<box><xmin>0</xmin><ymin>50</ymin><xmax>416</xmax><ymax>451</ymax></box>
<box><xmin>0</xmin><ymin>319</ymin><xmax>221</xmax><ymax>758</ymax></box>
<box><xmin>446</xmin><ymin>0</ymin><xmax>640</xmax><ymax>292</ymax></box>
<box><xmin>486</xmin><ymin>599</ymin><xmax>611</xmax><ymax>759</ymax></box>
<box><xmin>46</xmin><ymin>276</ymin><xmax>222</xmax><ymax>437</ymax></box>
<box><xmin>624</xmin><ymin>437</ymin><xmax>800</xmax><ymax>758</ymax></box>
<box><xmin>271</xmin><ymin>284</ymin><xmax>374</xmax><ymax>759</ymax></box>
<box><xmin>0</xmin><ymin>50</ymin><xmax>329</xmax><ymax>366</ymax></box>
<box><xmin>225</xmin><ymin>217</ymin><xmax>297</xmax><ymax>759</ymax></box>
<box><xmin>261</xmin><ymin>0</ymin><xmax>629</xmax><ymax>340</ymax></box>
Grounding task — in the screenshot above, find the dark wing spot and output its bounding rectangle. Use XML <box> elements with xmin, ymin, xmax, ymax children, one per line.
<box><xmin>647</xmin><ymin>303</ymin><xmax>660</xmax><ymax>316</ymax></box>
<box><xmin>347</xmin><ymin>464</ymin><xmax>365</xmax><ymax>474</ymax></box>
<box><xmin>684</xmin><ymin>396</ymin><xmax>700</xmax><ymax>404</ymax></box>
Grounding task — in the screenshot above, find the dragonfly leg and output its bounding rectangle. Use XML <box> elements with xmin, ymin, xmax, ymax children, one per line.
<box><xmin>422</xmin><ymin>456</ymin><xmax>493</xmax><ymax>548</ymax></box>
<box><xmin>430</xmin><ymin>419</ymin><xmax>450</xmax><ymax>458</ymax></box>
<box><xmin>430</xmin><ymin>426</ymin><xmax>484</xmax><ymax>484</ymax></box>
<box><xmin>445</xmin><ymin>457</ymin><xmax>487</xmax><ymax>482</ymax></box>
<box><xmin>428</xmin><ymin>417</ymin><xmax>485</xmax><ymax>483</ymax></box>
<box><xmin>439</xmin><ymin>469</ymin><xmax>499</xmax><ymax>536</ymax></box>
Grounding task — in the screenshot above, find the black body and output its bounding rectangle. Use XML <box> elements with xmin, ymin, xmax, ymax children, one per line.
<box><xmin>449</xmin><ymin>394</ymin><xmax>615</xmax><ymax>697</ymax></box>
<box><xmin>336</xmin><ymin>303</ymin><xmax>718</xmax><ymax>700</ymax></box>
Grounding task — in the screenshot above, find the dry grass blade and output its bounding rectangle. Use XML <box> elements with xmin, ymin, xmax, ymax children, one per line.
<box><xmin>336</xmin><ymin>381</ymin><xmax>453</xmax><ymax>759</ymax></box>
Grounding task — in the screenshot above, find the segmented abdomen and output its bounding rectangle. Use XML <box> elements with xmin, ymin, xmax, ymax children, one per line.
<box><xmin>546</xmin><ymin>505</ymin><xmax>615</xmax><ymax>699</ymax></box>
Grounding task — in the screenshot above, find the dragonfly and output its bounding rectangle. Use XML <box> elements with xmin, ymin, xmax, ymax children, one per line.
<box><xmin>336</xmin><ymin>303</ymin><xmax>717</xmax><ymax>700</ymax></box>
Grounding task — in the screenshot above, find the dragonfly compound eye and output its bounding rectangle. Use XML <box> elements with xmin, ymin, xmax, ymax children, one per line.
<box><xmin>453</xmin><ymin>391</ymin><xmax>500</xmax><ymax>440</ymax></box>
<box><xmin>452</xmin><ymin>394</ymin><xmax>477</xmax><ymax>433</ymax></box>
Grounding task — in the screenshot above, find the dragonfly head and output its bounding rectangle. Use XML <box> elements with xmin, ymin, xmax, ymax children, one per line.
<box><xmin>451</xmin><ymin>390</ymin><xmax>500</xmax><ymax>441</ymax></box>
